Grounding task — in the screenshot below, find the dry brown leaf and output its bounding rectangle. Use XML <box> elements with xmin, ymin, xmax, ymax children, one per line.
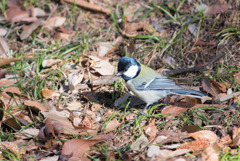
<box><xmin>161</xmin><ymin>102</ymin><xmax>193</xmax><ymax>117</ymax></box>
<box><xmin>234</xmin><ymin>72</ymin><xmax>240</xmax><ymax>84</ymax></box>
<box><xmin>4</xmin><ymin>86</ymin><xmax>21</xmax><ymax>95</ymax></box>
<box><xmin>92</xmin><ymin>75</ymin><xmax>119</xmax><ymax>86</ymax></box>
<box><xmin>24</xmin><ymin>100</ymin><xmax>47</xmax><ymax>111</ymax></box>
<box><xmin>205</xmin><ymin>4</ymin><xmax>232</xmax><ymax>15</ymax></box>
<box><xmin>178</xmin><ymin>139</ymin><xmax>209</xmax><ymax>153</ymax></box>
<box><xmin>125</xmin><ymin>4</ymin><xmax>141</xmax><ymax>22</ymax></box>
<box><xmin>202</xmin><ymin>142</ymin><xmax>221</xmax><ymax>161</ymax></box>
<box><xmin>202</xmin><ymin>78</ymin><xmax>222</xmax><ymax>97</ymax></box>
<box><xmin>0</xmin><ymin>27</ymin><xmax>8</xmax><ymax>37</ymax></box>
<box><xmin>189</xmin><ymin>130</ymin><xmax>219</xmax><ymax>142</ymax></box>
<box><xmin>143</xmin><ymin>119</ymin><xmax>158</xmax><ymax>141</ymax></box>
<box><xmin>0</xmin><ymin>36</ymin><xmax>9</xmax><ymax>59</ymax></box>
<box><xmin>123</xmin><ymin>22</ymin><xmax>144</xmax><ymax>37</ymax></box>
<box><xmin>91</xmin><ymin>103</ymin><xmax>102</xmax><ymax>111</ymax></box>
<box><xmin>0</xmin><ymin>58</ymin><xmax>21</xmax><ymax>66</ymax></box>
<box><xmin>3</xmin><ymin>118</ymin><xmax>21</xmax><ymax>130</ymax></box>
<box><xmin>90</xmin><ymin>57</ymin><xmax>115</xmax><ymax>76</ymax></box>
<box><xmin>130</xmin><ymin>134</ymin><xmax>149</xmax><ymax>151</ymax></box>
<box><xmin>45</xmin><ymin>17</ymin><xmax>66</xmax><ymax>28</ymax></box>
<box><xmin>0</xmin><ymin>78</ymin><xmax>14</xmax><ymax>86</ymax></box>
<box><xmin>0</xmin><ymin>142</ymin><xmax>20</xmax><ymax>155</ymax></box>
<box><xmin>104</xmin><ymin>118</ymin><xmax>121</xmax><ymax>133</ymax></box>
<box><xmin>184</xmin><ymin>96</ymin><xmax>199</xmax><ymax>105</ymax></box>
<box><xmin>181</xmin><ymin>125</ymin><xmax>201</xmax><ymax>133</ymax></box>
<box><xmin>66</xmin><ymin>101</ymin><xmax>82</xmax><ymax>111</ymax></box>
<box><xmin>33</xmin><ymin>8</ymin><xmax>46</xmax><ymax>17</ymax></box>
<box><xmin>15</xmin><ymin>128</ymin><xmax>40</xmax><ymax>139</ymax></box>
<box><xmin>147</xmin><ymin>145</ymin><xmax>161</xmax><ymax>158</ymax></box>
<box><xmin>54</xmin><ymin>32</ymin><xmax>70</xmax><ymax>40</ymax></box>
<box><xmin>61</xmin><ymin>134</ymin><xmax>112</xmax><ymax>160</ymax></box>
<box><xmin>220</xmin><ymin>134</ymin><xmax>232</xmax><ymax>145</ymax></box>
<box><xmin>6</xmin><ymin>6</ymin><xmax>37</xmax><ymax>22</ymax></box>
<box><xmin>97</xmin><ymin>36</ymin><xmax>122</xmax><ymax>57</ymax></box>
<box><xmin>40</xmin><ymin>155</ymin><xmax>59</xmax><ymax>161</ymax></box>
<box><xmin>156</xmin><ymin>149</ymin><xmax>191</xmax><ymax>160</ymax></box>
<box><xmin>41</xmin><ymin>89</ymin><xmax>60</xmax><ymax>99</ymax></box>
<box><xmin>125</xmin><ymin>113</ymin><xmax>135</xmax><ymax>122</ymax></box>
<box><xmin>68</xmin><ymin>70</ymin><xmax>84</xmax><ymax>91</ymax></box>
<box><xmin>20</xmin><ymin>20</ymin><xmax>45</xmax><ymax>40</ymax></box>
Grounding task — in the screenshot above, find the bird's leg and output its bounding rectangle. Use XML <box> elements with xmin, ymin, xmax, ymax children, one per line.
<box><xmin>141</xmin><ymin>104</ymin><xmax>150</xmax><ymax>114</ymax></box>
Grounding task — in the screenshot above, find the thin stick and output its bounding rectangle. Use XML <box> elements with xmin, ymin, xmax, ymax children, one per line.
<box><xmin>163</xmin><ymin>52</ymin><xmax>225</xmax><ymax>75</ymax></box>
<box><xmin>64</xmin><ymin>0</ymin><xmax>111</xmax><ymax>15</ymax></box>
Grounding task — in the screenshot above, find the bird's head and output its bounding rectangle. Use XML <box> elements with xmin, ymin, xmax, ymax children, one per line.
<box><xmin>116</xmin><ymin>56</ymin><xmax>141</xmax><ymax>81</ymax></box>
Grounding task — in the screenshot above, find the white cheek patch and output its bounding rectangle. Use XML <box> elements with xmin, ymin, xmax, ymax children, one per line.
<box><xmin>123</xmin><ymin>65</ymin><xmax>139</xmax><ymax>78</ymax></box>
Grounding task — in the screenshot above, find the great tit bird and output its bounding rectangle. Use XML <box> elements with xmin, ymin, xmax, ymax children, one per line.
<box><xmin>116</xmin><ymin>56</ymin><xmax>206</xmax><ymax>113</ymax></box>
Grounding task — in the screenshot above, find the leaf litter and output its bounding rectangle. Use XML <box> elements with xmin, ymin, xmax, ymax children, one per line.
<box><xmin>0</xmin><ymin>0</ymin><xmax>240</xmax><ymax>160</ymax></box>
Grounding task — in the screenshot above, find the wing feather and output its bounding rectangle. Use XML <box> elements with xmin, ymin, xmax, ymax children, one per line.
<box><xmin>136</xmin><ymin>74</ymin><xmax>182</xmax><ymax>90</ymax></box>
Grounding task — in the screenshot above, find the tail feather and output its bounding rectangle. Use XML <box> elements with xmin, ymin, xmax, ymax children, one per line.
<box><xmin>169</xmin><ymin>89</ymin><xmax>206</xmax><ymax>98</ymax></box>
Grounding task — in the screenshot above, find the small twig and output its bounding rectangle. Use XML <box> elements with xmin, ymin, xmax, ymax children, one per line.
<box><xmin>64</xmin><ymin>0</ymin><xmax>111</xmax><ymax>15</ymax></box>
<box><xmin>163</xmin><ymin>52</ymin><xmax>225</xmax><ymax>75</ymax></box>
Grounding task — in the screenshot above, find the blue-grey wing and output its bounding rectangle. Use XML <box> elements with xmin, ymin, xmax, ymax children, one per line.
<box><xmin>135</xmin><ymin>74</ymin><xmax>182</xmax><ymax>90</ymax></box>
<box><xmin>135</xmin><ymin>74</ymin><xmax>206</xmax><ymax>97</ymax></box>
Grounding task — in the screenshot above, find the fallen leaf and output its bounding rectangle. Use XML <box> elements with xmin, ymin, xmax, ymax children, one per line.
<box><xmin>66</xmin><ymin>102</ymin><xmax>82</xmax><ymax>111</ymax></box>
<box><xmin>45</xmin><ymin>17</ymin><xmax>66</xmax><ymax>28</ymax></box>
<box><xmin>161</xmin><ymin>102</ymin><xmax>193</xmax><ymax>117</ymax></box>
<box><xmin>0</xmin><ymin>36</ymin><xmax>9</xmax><ymax>59</ymax></box>
<box><xmin>147</xmin><ymin>145</ymin><xmax>161</xmax><ymax>158</ymax></box>
<box><xmin>125</xmin><ymin>4</ymin><xmax>141</xmax><ymax>22</ymax></box>
<box><xmin>181</xmin><ymin>125</ymin><xmax>201</xmax><ymax>133</ymax></box>
<box><xmin>3</xmin><ymin>118</ymin><xmax>21</xmax><ymax>130</ymax></box>
<box><xmin>188</xmin><ymin>23</ymin><xmax>198</xmax><ymax>37</ymax></box>
<box><xmin>123</xmin><ymin>22</ymin><xmax>144</xmax><ymax>37</ymax></box>
<box><xmin>130</xmin><ymin>134</ymin><xmax>149</xmax><ymax>151</ymax></box>
<box><xmin>40</xmin><ymin>155</ymin><xmax>59</xmax><ymax>161</ymax></box>
<box><xmin>41</xmin><ymin>89</ymin><xmax>60</xmax><ymax>99</ymax></box>
<box><xmin>0</xmin><ymin>142</ymin><xmax>20</xmax><ymax>155</ymax></box>
<box><xmin>20</xmin><ymin>20</ymin><xmax>45</xmax><ymax>40</ymax></box>
<box><xmin>24</xmin><ymin>100</ymin><xmax>47</xmax><ymax>111</ymax></box>
<box><xmin>189</xmin><ymin>130</ymin><xmax>219</xmax><ymax>142</ymax></box>
<box><xmin>104</xmin><ymin>118</ymin><xmax>121</xmax><ymax>133</ymax></box>
<box><xmin>156</xmin><ymin>149</ymin><xmax>191</xmax><ymax>160</ymax></box>
<box><xmin>54</xmin><ymin>32</ymin><xmax>70</xmax><ymax>40</ymax></box>
<box><xmin>33</xmin><ymin>8</ymin><xmax>46</xmax><ymax>17</ymax></box>
<box><xmin>61</xmin><ymin>134</ymin><xmax>112</xmax><ymax>160</ymax></box>
<box><xmin>68</xmin><ymin>70</ymin><xmax>84</xmax><ymax>91</ymax></box>
<box><xmin>143</xmin><ymin>119</ymin><xmax>158</xmax><ymax>141</ymax></box>
<box><xmin>0</xmin><ymin>58</ymin><xmax>21</xmax><ymax>66</ymax></box>
<box><xmin>178</xmin><ymin>139</ymin><xmax>209</xmax><ymax>153</ymax></box>
<box><xmin>90</xmin><ymin>57</ymin><xmax>115</xmax><ymax>76</ymax></box>
<box><xmin>0</xmin><ymin>28</ymin><xmax>7</xmax><ymax>36</ymax></box>
<box><xmin>202</xmin><ymin>142</ymin><xmax>221</xmax><ymax>161</ymax></box>
<box><xmin>6</xmin><ymin>4</ymin><xmax>37</xmax><ymax>22</ymax></box>
<box><xmin>15</xmin><ymin>128</ymin><xmax>40</xmax><ymax>139</ymax></box>
<box><xmin>97</xmin><ymin>36</ymin><xmax>122</xmax><ymax>57</ymax></box>
<box><xmin>205</xmin><ymin>4</ymin><xmax>232</xmax><ymax>15</ymax></box>
<box><xmin>92</xmin><ymin>75</ymin><xmax>119</xmax><ymax>86</ymax></box>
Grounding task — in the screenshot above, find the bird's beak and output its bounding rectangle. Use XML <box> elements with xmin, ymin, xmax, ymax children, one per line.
<box><xmin>115</xmin><ymin>72</ymin><xmax>122</xmax><ymax>77</ymax></box>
